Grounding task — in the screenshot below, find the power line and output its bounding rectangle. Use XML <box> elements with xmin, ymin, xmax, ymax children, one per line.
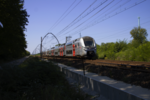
<box><xmin>41</xmin><ymin>0</ymin><xmax>147</xmax><ymax>49</ymax></box>
<box><xmin>67</xmin><ymin>0</ymin><xmax>146</xmax><ymax>37</ymax></box>
<box><xmin>92</xmin><ymin>20</ymin><xmax>150</xmax><ymax>40</ymax></box>
<box><xmin>63</xmin><ymin>0</ymin><xmax>114</xmax><ymax>36</ymax></box>
<box><xmin>48</xmin><ymin>0</ymin><xmax>101</xmax><ymax>43</ymax></box>
<box><xmin>55</xmin><ymin>19</ymin><xmax>150</xmax><ymax>45</ymax></box>
<box><xmin>52</xmin><ymin>0</ymin><xmax>82</xmax><ymax>31</ymax></box>
<box><xmin>48</xmin><ymin>0</ymin><xmax>77</xmax><ymax>31</ymax></box>
<box><xmin>47</xmin><ymin>0</ymin><xmax>82</xmax><ymax>42</ymax></box>
<box><xmin>49</xmin><ymin>0</ymin><xmax>108</xmax><ymax>42</ymax></box>
<box><xmin>56</xmin><ymin>0</ymin><xmax>130</xmax><ymax>38</ymax></box>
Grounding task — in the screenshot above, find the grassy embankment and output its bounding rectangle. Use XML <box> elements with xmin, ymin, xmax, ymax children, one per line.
<box><xmin>96</xmin><ymin>40</ymin><xmax>150</xmax><ymax>62</ymax></box>
<box><xmin>34</xmin><ymin>53</ymin><xmax>40</xmax><ymax>57</ymax></box>
<box><xmin>0</xmin><ymin>57</ymin><xmax>90</xmax><ymax>100</ymax></box>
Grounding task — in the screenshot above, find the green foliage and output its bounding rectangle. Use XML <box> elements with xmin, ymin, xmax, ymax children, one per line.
<box><xmin>25</xmin><ymin>50</ymin><xmax>30</xmax><ymax>56</ymax></box>
<box><xmin>0</xmin><ymin>57</ymin><xmax>86</xmax><ymax>100</ymax></box>
<box><xmin>128</xmin><ymin>40</ymin><xmax>141</xmax><ymax>48</ymax></box>
<box><xmin>96</xmin><ymin>40</ymin><xmax>127</xmax><ymax>60</ymax></box>
<box><xmin>55</xmin><ymin>44</ymin><xmax>61</xmax><ymax>46</ymax></box>
<box><xmin>114</xmin><ymin>39</ymin><xmax>128</xmax><ymax>52</ymax></box>
<box><xmin>115</xmin><ymin>42</ymin><xmax>150</xmax><ymax>61</ymax></box>
<box><xmin>134</xmin><ymin>42</ymin><xmax>150</xmax><ymax>61</ymax></box>
<box><xmin>130</xmin><ymin>27</ymin><xmax>148</xmax><ymax>44</ymax></box>
<box><xmin>115</xmin><ymin>47</ymin><xmax>137</xmax><ymax>61</ymax></box>
<box><xmin>96</xmin><ymin>27</ymin><xmax>149</xmax><ymax>62</ymax></box>
<box><xmin>0</xmin><ymin>0</ymin><xmax>29</xmax><ymax>61</ymax></box>
<box><xmin>96</xmin><ymin>39</ymin><xmax>150</xmax><ymax>61</ymax></box>
<box><xmin>96</xmin><ymin>44</ymin><xmax>105</xmax><ymax>59</ymax></box>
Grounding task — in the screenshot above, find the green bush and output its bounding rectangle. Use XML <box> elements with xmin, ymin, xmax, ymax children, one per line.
<box><xmin>106</xmin><ymin>51</ymin><xmax>116</xmax><ymax>60</ymax></box>
<box><xmin>110</xmin><ymin>42</ymin><xmax>150</xmax><ymax>61</ymax></box>
<box><xmin>115</xmin><ymin>47</ymin><xmax>137</xmax><ymax>61</ymax></box>
<box><xmin>96</xmin><ymin>40</ymin><xmax>150</xmax><ymax>62</ymax></box>
<box><xmin>128</xmin><ymin>40</ymin><xmax>141</xmax><ymax>48</ymax></box>
<box><xmin>114</xmin><ymin>40</ymin><xmax>128</xmax><ymax>52</ymax></box>
<box><xmin>134</xmin><ymin>42</ymin><xmax>150</xmax><ymax>61</ymax></box>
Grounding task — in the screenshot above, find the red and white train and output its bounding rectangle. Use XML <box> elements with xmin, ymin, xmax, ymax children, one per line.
<box><xmin>42</xmin><ymin>36</ymin><xmax>97</xmax><ymax>58</ymax></box>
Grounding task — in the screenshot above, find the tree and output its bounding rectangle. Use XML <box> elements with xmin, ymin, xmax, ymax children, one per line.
<box><xmin>130</xmin><ymin>27</ymin><xmax>148</xmax><ymax>44</ymax></box>
<box><xmin>0</xmin><ymin>0</ymin><xmax>29</xmax><ymax>61</ymax></box>
<box><xmin>26</xmin><ymin>50</ymin><xmax>30</xmax><ymax>56</ymax></box>
<box><xmin>0</xmin><ymin>22</ymin><xmax>3</xmax><ymax>28</ymax></box>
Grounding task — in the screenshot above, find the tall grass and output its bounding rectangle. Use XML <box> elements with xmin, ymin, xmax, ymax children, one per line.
<box><xmin>0</xmin><ymin>57</ymin><xmax>86</xmax><ymax>100</ymax></box>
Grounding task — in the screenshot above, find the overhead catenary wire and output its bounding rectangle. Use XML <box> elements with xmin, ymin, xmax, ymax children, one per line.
<box><xmin>52</xmin><ymin>0</ymin><xmax>82</xmax><ymax>31</ymax></box>
<box><xmin>84</xmin><ymin>20</ymin><xmax>150</xmax><ymax>40</ymax></box>
<box><xmin>55</xmin><ymin>0</ymin><xmax>100</xmax><ymax>35</ymax></box>
<box><xmin>49</xmin><ymin>0</ymin><xmax>108</xmax><ymax>41</ymax></box>
<box><xmin>53</xmin><ymin>0</ymin><xmax>130</xmax><ymax>39</ymax></box>
<box><xmin>48</xmin><ymin>0</ymin><xmax>77</xmax><ymax>32</ymax></box>
<box><xmin>38</xmin><ymin>0</ymin><xmax>147</xmax><ymax>51</ymax></box>
<box><xmin>67</xmin><ymin>0</ymin><xmax>146</xmax><ymax>38</ymax></box>
<box><xmin>54</xmin><ymin>19</ymin><xmax>150</xmax><ymax>45</ymax></box>
<box><xmin>61</xmin><ymin>0</ymin><xmax>114</xmax><ymax>36</ymax></box>
<box><xmin>47</xmin><ymin>0</ymin><xmax>82</xmax><ymax>41</ymax></box>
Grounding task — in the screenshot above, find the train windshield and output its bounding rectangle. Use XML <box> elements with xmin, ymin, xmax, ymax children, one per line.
<box><xmin>83</xmin><ymin>37</ymin><xmax>94</xmax><ymax>47</ymax></box>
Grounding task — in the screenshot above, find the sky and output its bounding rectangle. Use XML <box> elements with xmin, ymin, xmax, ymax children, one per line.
<box><xmin>23</xmin><ymin>0</ymin><xmax>150</xmax><ymax>54</ymax></box>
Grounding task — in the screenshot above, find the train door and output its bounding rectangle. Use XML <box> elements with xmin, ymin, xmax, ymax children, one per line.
<box><xmin>61</xmin><ymin>47</ymin><xmax>63</xmax><ymax>56</ymax></box>
<box><xmin>66</xmin><ymin>42</ymin><xmax>72</xmax><ymax>56</ymax></box>
<box><xmin>64</xmin><ymin>45</ymin><xmax>66</xmax><ymax>56</ymax></box>
<box><xmin>59</xmin><ymin>48</ymin><xmax>60</xmax><ymax>56</ymax></box>
<box><xmin>75</xmin><ymin>43</ymin><xmax>78</xmax><ymax>55</ymax></box>
<box><xmin>78</xmin><ymin>43</ymin><xmax>81</xmax><ymax>55</ymax></box>
<box><xmin>59</xmin><ymin>47</ymin><xmax>62</xmax><ymax>56</ymax></box>
<box><xmin>72</xmin><ymin>44</ymin><xmax>75</xmax><ymax>56</ymax></box>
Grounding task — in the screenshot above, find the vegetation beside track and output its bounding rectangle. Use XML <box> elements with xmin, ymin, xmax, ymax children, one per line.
<box><xmin>33</xmin><ymin>53</ymin><xmax>40</xmax><ymax>57</ymax></box>
<box><xmin>96</xmin><ymin>40</ymin><xmax>150</xmax><ymax>62</ymax></box>
<box><xmin>96</xmin><ymin>27</ymin><xmax>150</xmax><ymax>62</ymax></box>
<box><xmin>0</xmin><ymin>57</ymin><xmax>90</xmax><ymax>100</ymax></box>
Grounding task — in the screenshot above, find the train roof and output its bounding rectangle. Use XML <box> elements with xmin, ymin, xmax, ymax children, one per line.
<box><xmin>66</xmin><ymin>36</ymin><xmax>94</xmax><ymax>44</ymax></box>
<box><xmin>50</xmin><ymin>36</ymin><xmax>95</xmax><ymax>50</ymax></box>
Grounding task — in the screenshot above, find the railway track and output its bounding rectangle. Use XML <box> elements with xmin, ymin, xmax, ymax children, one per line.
<box><xmin>40</xmin><ymin>56</ymin><xmax>150</xmax><ymax>89</ymax></box>
<box><xmin>42</xmin><ymin>56</ymin><xmax>150</xmax><ymax>73</ymax></box>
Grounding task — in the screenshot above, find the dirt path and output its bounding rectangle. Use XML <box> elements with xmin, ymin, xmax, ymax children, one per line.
<box><xmin>0</xmin><ymin>56</ymin><xmax>29</xmax><ymax>69</ymax></box>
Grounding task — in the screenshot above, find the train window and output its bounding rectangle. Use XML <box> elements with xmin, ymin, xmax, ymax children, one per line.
<box><xmin>75</xmin><ymin>43</ymin><xmax>78</xmax><ymax>48</ymax></box>
<box><xmin>66</xmin><ymin>50</ymin><xmax>72</xmax><ymax>54</ymax></box>
<box><xmin>84</xmin><ymin>41</ymin><xmax>94</xmax><ymax>46</ymax></box>
<box><xmin>66</xmin><ymin>42</ymin><xmax>72</xmax><ymax>46</ymax></box>
<box><xmin>83</xmin><ymin>37</ymin><xmax>94</xmax><ymax>47</ymax></box>
<box><xmin>73</xmin><ymin>39</ymin><xmax>78</xmax><ymax>43</ymax></box>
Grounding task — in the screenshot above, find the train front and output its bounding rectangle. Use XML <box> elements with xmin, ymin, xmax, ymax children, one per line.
<box><xmin>83</xmin><ymin>36</ymin><xmax>97</xmax><ymax>59</ymax></box>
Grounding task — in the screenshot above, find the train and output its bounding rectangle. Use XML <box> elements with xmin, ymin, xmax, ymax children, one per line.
<box><xmin>42</xmin><ymin>36</ymin><xmax>97</xmax><ymax>58</ymax></box>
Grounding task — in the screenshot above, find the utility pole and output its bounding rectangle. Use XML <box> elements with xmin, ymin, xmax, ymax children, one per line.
<box><xmin>40</xmin><ymin>37</ymin><xmax>42</xmax><ymax>58</ymax></box>
<box><xmin>138</xmin><ymin>17</ymin><xmax>140</xmax><ymax>27</ymax></box>
<box><xmin>46</xmin><ymin>49</ymin><xmax>47</xmax><ymax>55</ymax></box>
<box><xmin>66</xmin><ymin>36</ymin><xmax>72</xmax><ymax>43</ymax></box>
<box><xmin>66</xmin><ymin>37</ymin><xmax>67</xmax><ymax>43</ymax></box>
<box><xmin>80</xmin><ymin>33</ymin><xmax>81</xmax><ymax>38</ymax></box>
